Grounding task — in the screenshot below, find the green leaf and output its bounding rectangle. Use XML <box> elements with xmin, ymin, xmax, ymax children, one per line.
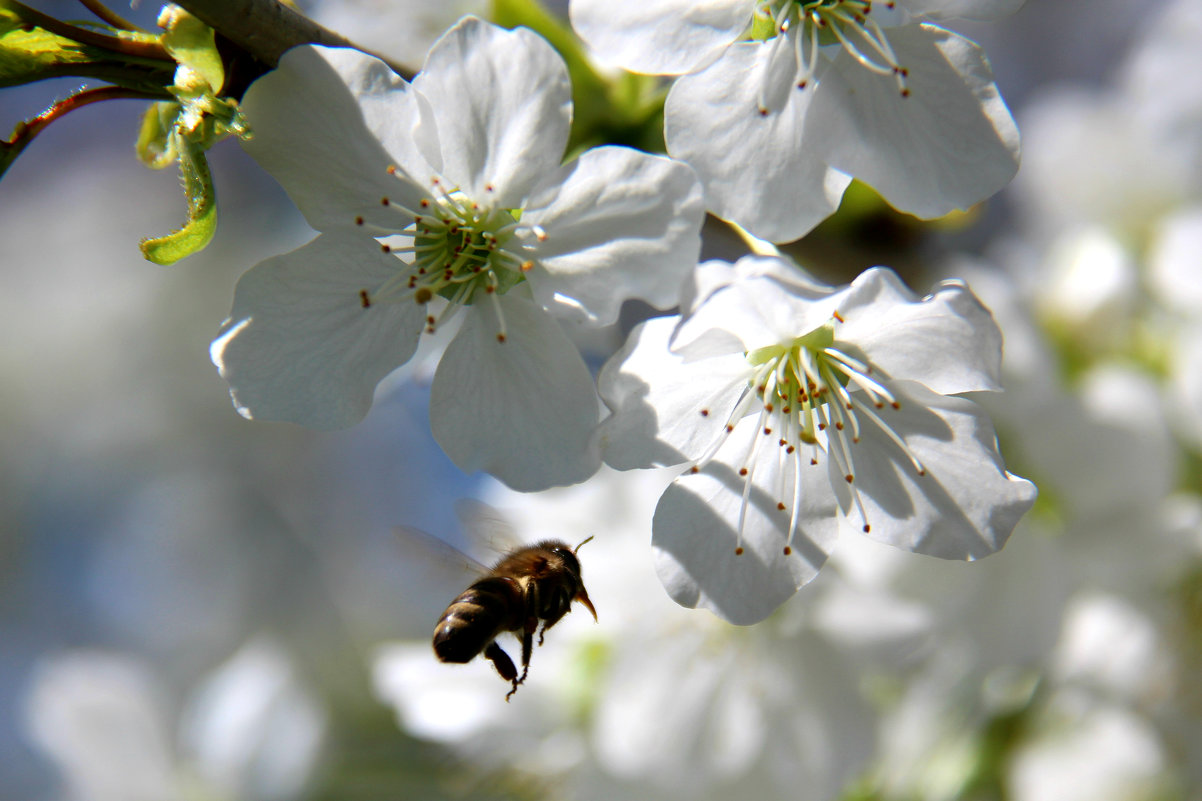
<box><xmin>158</xmin><ymin>4</ymin><xmax>224</xmax><ymax>94</ymax></box>
<box><xmin>0</xmin><ymin>0</ymin><xmax>172</xmax><ymax>91</ymax></box>
<box><xmin>0</xmin><ymin>3</ymin><xmax>95</xmax><ymax>85</ymax></box>
<box><xmin>139</xmin><ymin>135</ymin><xmax>217</xmax><ymax>265</ymax></box>
<box><xmin>135</xmin><ymin>100</ymin><xmax>178</xmax><ymax>168</ymax></box>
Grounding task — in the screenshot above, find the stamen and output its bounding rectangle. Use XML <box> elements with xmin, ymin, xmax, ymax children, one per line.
<box><xmin>848</xmin><ymin>392</ymin><xmax>927</xmax><ymax>476</ymax></box>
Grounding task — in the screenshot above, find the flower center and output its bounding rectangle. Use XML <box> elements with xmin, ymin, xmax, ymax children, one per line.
<box><xmin>356</xmin><ymin>172</ymin><xmax>535</xmax><ymax>342</ymax></box>
<box><xmin>698</xmin><ymin>313</ymin><xmax>926</xmax><ymax>555</ymax></box>
<box><xmin>752</xmin><ymin>0</ymin><xmax>910</xmax><ymax>99</ymax></box>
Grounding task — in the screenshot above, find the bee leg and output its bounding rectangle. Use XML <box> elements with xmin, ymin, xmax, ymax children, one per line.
<box><xmin>517</xmin><ymin>618</ymin><xmax>536</xmax><ymax>686</ymax></box>
<box><xmin>483</xmin><ymin>641</ymin><xmax>520</xmax><ymax>700</ymax></box>
<box><xmin>538</xmin><ymin>608</ymin><xmax>568</xmax><ymax>646</ymax></box>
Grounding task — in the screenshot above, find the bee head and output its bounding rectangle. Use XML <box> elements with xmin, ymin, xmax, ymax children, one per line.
<box><xmin>544</xmin><ymin>537</ymin><xmax>597</xmax><ymax>623</ymax></box>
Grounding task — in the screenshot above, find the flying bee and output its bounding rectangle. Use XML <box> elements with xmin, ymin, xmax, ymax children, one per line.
<box><xmin>433</xmin><ymin>536</ymin><xmax>597</xmax><ymax>700</ymax></box>
<box><xmin>396</xmin><ymin>502</ymin><xmax>598</xmax><ymax>700</ymax></box>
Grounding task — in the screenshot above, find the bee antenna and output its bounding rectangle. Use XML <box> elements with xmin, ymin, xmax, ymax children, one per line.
<box><xmin>573</xmin><ymin>535</ymin><xmax>595</xmax><ymax>554</ymax></box>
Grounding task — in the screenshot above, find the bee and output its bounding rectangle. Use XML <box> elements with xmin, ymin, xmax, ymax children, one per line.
<box><xmin>399</xmin><ymin>503</ymin><xmax>597</xmax><ymax>700</ymax></box>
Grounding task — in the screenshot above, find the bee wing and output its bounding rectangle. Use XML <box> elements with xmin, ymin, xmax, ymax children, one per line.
<box><xmin>390</xmin><ymin>525</ymin><xmax>490</xmax><ymax>583</ymax></box>
<box><xmin>453</xmin><ymin>498</ymin><xmax>525</xmax><ymax>560</ymax></box>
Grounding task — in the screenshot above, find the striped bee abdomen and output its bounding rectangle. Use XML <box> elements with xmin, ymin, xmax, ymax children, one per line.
<box><xmin>432</xmin><ymin>576</ymin><xmax>522</xmax><ymax>663</ymax></box>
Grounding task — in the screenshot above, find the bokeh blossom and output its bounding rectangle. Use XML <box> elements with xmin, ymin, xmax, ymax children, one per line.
<box><xmin>211</xmin><ymin>17</ymin><xmax>704</xmax><ymax>491</ymax></box>
<box><xmin>23</xmin><ymin>642</ymin><xmax>325</xmax><ymax>801</ymax></box>
<box><xmin>572</xmin><ymin>0</ymin><xmax>1021</xmax><ymax>241</ymax></box>
<box><xmin>599</xmin><ymin>255</ymin><xmax>1036</xmax><ymax>623</ymax></box>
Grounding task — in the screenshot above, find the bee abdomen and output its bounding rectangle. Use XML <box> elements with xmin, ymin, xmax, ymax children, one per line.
<box><xmin>432</xmin><ymin>577</ymin><xmax>520</xmax><ymax>664</ymax></box>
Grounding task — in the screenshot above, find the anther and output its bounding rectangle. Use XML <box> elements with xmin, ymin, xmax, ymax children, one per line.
<box><xmin>845</xmin><ymin>474</ymin><xmax>854</xmax><ymax>483</ymax></box>
<box><xmin>359</xmin><ymin>290</ymin><xmax>372</xmax><ymax>308</ymax></box>
<box><xmin>381</xmin><ymin>197</ymin><xmax>390</xmax><ymax>206</ymax></box>
<box><xmin>700</xmin><ymin>409</ymin><xmax>709</xmax><ymax>417</ymax></box>
<box><xmin>783</xmin><ymin>546</ymin><xmax>792</xmax><ymax>555</ymax></box>
<box><xmin>354</xmin><ymin>216</ymin><xmax>364</xmax><ymax>226</ymax></box>
<box><xmin>496</xmin><ymin>333</ymin><xmax>507</xmax><ymax>343</ymax></box>
<box><xmin>415</xmin><ymin>288</ymin><xmax>433</xmax><ymax>304</ymax></box>
<box><xmin>734</xmin><ymin>547</ymin><xmax>744</xmax><ymax>556</ymax></box>
<box><xmin>739</xmin><ymin>467</ymin><xmax>748</xmax><ymax>476</ymax></box>
<box><xmin>381</xmin><ymin>244</ymin><xmax>391</xmax><ymax>253</ymax></box>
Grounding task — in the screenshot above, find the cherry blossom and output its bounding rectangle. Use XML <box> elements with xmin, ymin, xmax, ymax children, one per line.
<box><xmin>598</xmin><ymin>255</ymin><xmax>1036</xmax><ymax>623</ymax></box>
<box><xmin>572</xmin><ymin>0</ymin><xmax>1021</xmax><ymax>242</ymax></box>
<box><xmin>211</xmin><ymin>17</ymin><xmax>704</xmax><ymax>491</ymax></box>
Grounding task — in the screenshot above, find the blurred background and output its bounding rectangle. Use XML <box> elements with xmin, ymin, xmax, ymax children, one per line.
<box><xmin>1</xmin><ymin>0</ymin><xmax>1199</xmax><ymax>799</ymax></box>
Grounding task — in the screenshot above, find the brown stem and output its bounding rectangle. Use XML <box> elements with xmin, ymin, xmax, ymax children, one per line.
<box><xmin>1</xmin><ymin>85</ymin><xmax>166</xmax><ymax>178</ymax></box>
<box><xmin>76</xmin><ymin>0</ymin><xmax>142</xmax><ymax>32</ymax></box>
<box><xmin>171</xmin><ymin>0</ymin><xmax>409</xmax><ymax>75</ymax></box>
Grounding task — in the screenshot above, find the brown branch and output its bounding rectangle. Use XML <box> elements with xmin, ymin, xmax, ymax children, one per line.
<box><xmin>169</xmin><ymin>0</ymin><xmax>402</xmax><ymax>71</ymax></box>
<box><xmin>1</xmin><ymin>85</ymin><xmax>166</xmax><ymax>178</ymax></box>
<box><xmin>76</xmin><ymin>0</ymin><xmax>142</xmax><ymax>32</ymax></box>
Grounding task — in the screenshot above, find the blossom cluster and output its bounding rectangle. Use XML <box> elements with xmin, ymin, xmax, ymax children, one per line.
<box><xmin>207</xmin><ymin>7</ymin><xmax>1035</xmax><ymax>621</ymax></box>
<box><xmin>9</xmin><ymin>0</ymin><xmax>1202</xmax><ymax>800</ymax></box>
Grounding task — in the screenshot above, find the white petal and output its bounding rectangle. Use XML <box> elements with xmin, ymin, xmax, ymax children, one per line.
<box><xmin>240</xmin><ymin>45</ymin><xmax>431</xmax><ymax>232</ymax></box>
<box><xmin>598</xmin><ymin>316</ymin><xmax>751</xmax><ymax>469</ymax></box>
<box><xmin>211</xmin><ymin>234</ymin><xmax>424</xmax><ymax>429</ymax></box>
<box><xmin>652</xmin><ymin>417</ymin><xmax>841</xmax><ymax>624</ymax></box>
<box><xmin>895</xmin><ymin>0</ymin><xmax>1025</xmax><ymax>21</ymax></box>
<box><xmin>665</xmin><ymin>40</ymin><xmax>851</xmax><ymax>243</ymax></box>
<box><xmin>429</xmin><ymin>293</ymin><xmax>600</xmax><ymax>491</ymax></box>
<box><xmin>307</xmin><ymin>0</ymin><xmax>487</xmax><ymax>73</ymax></box>
<box><xmin>519</xmin><ymin>146</ymin><xmax>704</xmax><ymax>324</ymax></box>
<box><xmin>1148</xmin><ymin>206</ymin><xmax>1202</xmax><ymax>314</ymax></box>
<box><xmin>835</xmin><ymin>267</ymin><xmax>1003</xmax><ymax>394</ymax></box>
<box><xmin>570</xmin><ymin>0</ymin><xmax>754</xmax><ymax>75</ymax></box>
<box><xmin>413</xmin><ymin>17</ymin><xmax>571</xmax><ymax>207</ymax></box>
<box><xmin>672</xmin><ymin>268</ymin><xmax>838</xmax><ymax>358</ymax></box>
<box><xmin>678</xmin><ymin>255</ymin><xmax>833</xmax><ymax>322</ymax></box>
<box><xmin>834</xmin><ymin>380</ymin><xmax>1036</xmax><ymax>559</ymax></box>
<box><xmin>24</xmin><ymin>653</ymin><xmax>177</xmax><ymax>800</ymax></box>
<box><xmin>807</xmin><ymin>25</ymin><xmax>1019</xmax><ymax>219</ymax></box>
<box><xmin>1170</xmin><ymin>324</ymin><xmax>1202</xmax><ymax>450</ymax></box>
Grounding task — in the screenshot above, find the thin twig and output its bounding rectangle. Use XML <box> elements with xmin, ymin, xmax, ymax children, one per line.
<box><xmin>76</xmin><ymin>0</ymin><xmax>142</xmax><ymax>32</ymax></box>
<box><xmin>1</xmin><ymin>85</ymin><xmax>167</xmax><ymax>178</ymax></box>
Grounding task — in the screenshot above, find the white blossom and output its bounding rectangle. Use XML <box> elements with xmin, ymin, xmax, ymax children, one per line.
<box><xmin>572</xmin><ymin>0</ymin><xmax>1021</xmax><ymax>241</ymax></box>
<box><xmin>23</xmin><ymin>642</ymin><xmax>324</xmax><ymax>801</ymax></box>
<box><xmin>599</xmin><ymin>255</ymin><xmax>1036</xmax><ymax>623</ymax></box>
<box><xmin>211</xmin><ymin>17</ymin><xmax>704</xmax><ymax>491</ymax></box>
